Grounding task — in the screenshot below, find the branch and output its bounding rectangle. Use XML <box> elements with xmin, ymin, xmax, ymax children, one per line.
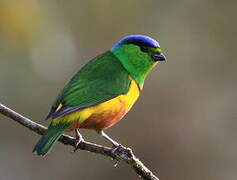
<box><xmin>0</xmin><ymin>103</ymin><xmax>159</xmax><ymax>180</ymax></box>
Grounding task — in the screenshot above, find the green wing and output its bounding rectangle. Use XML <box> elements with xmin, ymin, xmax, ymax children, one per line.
<box><xmin>46</xmin><ymin>51</ymin><xmax>131</xmax><ymax>119</ymax></box>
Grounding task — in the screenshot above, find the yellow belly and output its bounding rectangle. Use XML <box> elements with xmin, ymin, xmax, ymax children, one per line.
<box><xmin>52</xmin><ymin>76</ymin><xmax>140</xmax><ymax>131</ymax></box>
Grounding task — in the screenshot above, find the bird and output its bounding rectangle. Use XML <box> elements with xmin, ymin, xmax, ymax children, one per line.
<box><xmin>33</xmin><ymin>34</ymin><xmax>166</xmax><ymax>156</ymax></box>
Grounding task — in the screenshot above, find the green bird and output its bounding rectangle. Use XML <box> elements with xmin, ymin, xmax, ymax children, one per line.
<box><xmin>33</xmin><ymin>35</ymin><xmax>166</xmax><ymax>156</ymax></box>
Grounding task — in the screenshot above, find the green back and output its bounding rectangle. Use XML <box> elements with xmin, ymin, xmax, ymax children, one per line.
<box><xmin>46</xmin><ymin>51</ymin><xmax>131</xmax><ymax>119</ymax></box>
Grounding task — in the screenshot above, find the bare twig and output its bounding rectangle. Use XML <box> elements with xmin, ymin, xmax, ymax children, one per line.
<box><xmin>0</xmin><ymin>103</ymin><xmax>159</xmax><ymax>180</ymax></box>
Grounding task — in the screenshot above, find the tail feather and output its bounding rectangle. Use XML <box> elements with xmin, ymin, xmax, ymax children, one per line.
<box><xmin>33</xmin><ymin>122</ymin><xmax>70</xmax><ymax>156</ymax></box>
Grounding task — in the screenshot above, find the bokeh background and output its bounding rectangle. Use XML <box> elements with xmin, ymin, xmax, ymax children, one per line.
<box><xmin>0</xmin><ymin>0</ymin><xmax>236</xmax><ymax>180</ymax></box>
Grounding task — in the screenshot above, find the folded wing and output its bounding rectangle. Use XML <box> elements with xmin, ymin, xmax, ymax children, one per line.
<box><xmin>46</xmin><ymin>51</ymin><xmax>131</xmax><ymax>119</ymax></box>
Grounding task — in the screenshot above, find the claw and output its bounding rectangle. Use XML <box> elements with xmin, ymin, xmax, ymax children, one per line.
<box><xmin>113</xmin><ymin>160</ymin><xmax>119</xmax><ymax>167</ymax></box>
<box><xmin>111</xmin><ymin>144</ymin><xmax>122</xmax><ymax>154</ymax></box>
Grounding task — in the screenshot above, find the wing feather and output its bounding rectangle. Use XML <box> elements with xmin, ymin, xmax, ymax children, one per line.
<box><xmin>46</xmin><ymin>51</ymin><xmax>131</xmax><ymax>120</ymax></box>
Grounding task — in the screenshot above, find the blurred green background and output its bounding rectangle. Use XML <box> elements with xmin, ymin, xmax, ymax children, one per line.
<box><xmin>0</xmin><ymin>0</ymin><xmax>236</xmax><ymax>180</ymax></box>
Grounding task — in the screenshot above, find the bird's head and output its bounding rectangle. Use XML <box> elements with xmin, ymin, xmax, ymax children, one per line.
<box><xmin>111</xmin><ymin>35</ymin><xmax>166</xmax><ymax>89</ymax></box>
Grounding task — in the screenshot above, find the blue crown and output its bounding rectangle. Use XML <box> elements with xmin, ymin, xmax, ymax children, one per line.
<box><xmin>113</xmin><ymin>35</ymin><xmax>160</xmax><ymax>49</ymax></box>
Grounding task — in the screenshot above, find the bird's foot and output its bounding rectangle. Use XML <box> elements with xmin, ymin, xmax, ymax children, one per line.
<box><xmin>111</xmin><ymin>143</ymin><xmax>123</xmax><ymax>154</ymax></box>
<box><xmin>73</xmin><ymin>129</ymin><xmax>84</xmax><ymax>152</ymax></box>
<box><xmin>110</xmin><ymin>144</ymin><xmax>133</xmax><ymax>160</ymax></box>
<box><xmin>73</xmin><ymin>137</ymin><xmax>85</xmax><ymax>152</ymax></box>
<box><xmin>110</xmin><ymin>144</ymin><xmax>123</xmax><ymax>167</ymax></box>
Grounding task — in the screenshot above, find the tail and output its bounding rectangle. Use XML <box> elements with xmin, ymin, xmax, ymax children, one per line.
<box><xmin>33</xmin><ymin>122</ymin><xmax>70</xmax><ymax>156</ymax></box>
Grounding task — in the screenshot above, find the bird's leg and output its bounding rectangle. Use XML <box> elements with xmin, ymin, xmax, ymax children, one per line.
<box><xmin>99</xmin><ymin>131</ymin><xmax>124</xmax><ymax>166</ymax></box>
<box><xmin>73</xmin><ymin>129</ymin><xmax>84</xmax><ymax>152</ymax></box>
<box><xmin>99</xmin><ymin>131</ymin><xmax>120</xmax><ymax>147</ymax></box>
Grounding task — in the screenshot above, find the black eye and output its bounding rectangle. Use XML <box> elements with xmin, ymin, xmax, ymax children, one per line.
<box><xmin>140</xmin><ymin>46</ymin><xmax>148</xmax><ymax>52</ymax></box>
